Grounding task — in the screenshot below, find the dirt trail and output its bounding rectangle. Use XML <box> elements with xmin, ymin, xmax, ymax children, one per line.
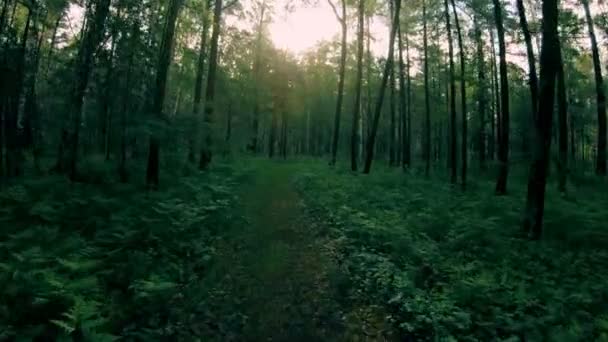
<box><xmin>208</xmin><ymin>162</ymin><xmax>345</xmax><ymax>341</ymax></box>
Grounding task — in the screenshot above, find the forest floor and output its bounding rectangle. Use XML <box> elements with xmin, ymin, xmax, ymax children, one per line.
<box><xmin>2</xmin><ymin>157</ymin><xmax>608</xmax><ymax>340</ymax></box>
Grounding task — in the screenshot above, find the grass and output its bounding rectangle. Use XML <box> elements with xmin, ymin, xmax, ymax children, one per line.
<box><xmin>294</xmin><ymin>160</ymin><xmax>608</xmax><ymax>341</ymax></box>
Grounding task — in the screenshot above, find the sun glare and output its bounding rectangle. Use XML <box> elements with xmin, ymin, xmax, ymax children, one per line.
<box><xmin>268</xmin><ymin>4</ymin><xmax>341</xmax><ymax>54</ymax></box>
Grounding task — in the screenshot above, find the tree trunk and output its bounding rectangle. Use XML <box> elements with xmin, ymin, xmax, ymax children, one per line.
<box><xmin>522</xmin><ymin>0</ymin><xmax>559</xmax><ymax>239</ymax></box>
<box><xmin>249</xmin><ymin>1</ymin><xmax>266</xmax><ymax>154</ymax></box>
<box><xmin>398</xmin><ymin>24</ymin><xmax>408</xmax><ymax>170</ymax></box>
<box><xmin>145</xmin><ymin>0</ymin><xmax>182</xmax><ymax>188</ymax></box>
<box><xmin>493</xmin><ymin>0</ymin><xmax>510</xmax><ymax>195</ymax></box>
<box><xmin>557</xmin><ymin>45</ymin><xmax>568</xmax><ymax>193</ymax></box>
<box><xmin>44</xmin><ymin>14</ymin><xmax>62</xmax><ymax>78</ymax></box>
<box><xmin>57</xmin><ymin>0</ymin><xmax>111</xmax><ymax>180</ymax></box>
<box><xmin>363</xmin><ymin>0</ymin><xmax>401</xmax><ymax>174</ymax></box>
<box><xmin>118</xmin><ymin>20</ymin><xmax>138</xmax><ymax>183</ymax></box>
<box><xmin>444</xmin><ymin>0</ymin><xmax>457</xmax><ymax>185</ymax></box>
<box><xmin>199</xmin><ymin>0</ymin><xmax>222</xmax><ymax>170</ymax></box>
<box><xmin>517</xmin><ymin>0</ymin><xmax>538</xmax><ymax>162</ymax></box>
<box><xmin>423</xmin><ymin>0</ymin><xmax>431</xmax><ymax>177</ymax></box>
<box><xmin>474</xmin><ymin>15</ymin><xmax>487</xmax><ymax>170</ymax></box>
<box><xmin>269</xmin><ymin>109</ymin><xmax>278</xmax><ymax>158</ymax></box>
<box><xmin>450</xmin><ymin>0</ymin><xmax>466</xmax><ymax>189</ymax></box>
<box><xmin>405</xmin><ymin>31</ymin><xmax>412</xmax><ymax>168</ymax></box>
<box><xmin>329</xmin><ymin>0</ymin><xmax>347</xmax><ymax>166</ymax></box>
<box><xmin>582</xmin><ymin>0</ymin><xmax>606</xmax><ymax>175</ymax></box>
<box><xmin>189</xmin><ymin>1</ymin><xmax>210</xmax><ymax>163</ymax></box>
<box><xmin>351</xmin><ymin>0</ymin><xmax>364</xmax><ymax>171</ymax></box>
<box><xmin>101</xmin><ymin>10</ymin><xmax>119</xmax><ymax>161</ymax></box>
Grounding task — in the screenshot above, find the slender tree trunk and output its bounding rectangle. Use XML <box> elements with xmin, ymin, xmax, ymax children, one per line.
<box><xmin>145</xmin><ymin>0</ymin><xmax>182</xmax><ymax>188</ymax></box>
<box><xmin>517</xmin><ymin>0</ymin><xmax>538</xmax><ymax>162</ymax></box>
<box><xmin>405</xmin><ymin>31</ymin><xmax>412</xmax><ymax>168</ymax></box>
<box><xmin>44</xmin><ymin>14</ymin><xmax>62</xmax><ymax>78</ymax></box>
<box><xmin>557</xmin><ymin>45</ymin><xmax>568</xmax><ymax>192</ymax></box>
<box><xmin>423</xmin><ymin>0</ymin><xmax>431</xmax><ymax>176</ymax></box>
<box><xmin>118</xmin><ymin>21</ymin><xmax>138</xmax><ymax>183</ymax></box>
<box><xmin>490</xmin><ymin>29</ymin><xmax>499</xmax><ymax>161</ymax></box>
<box><xmin>366</xmin><ymin>14</ymin><xmax>372</xmax><ymax>146</ymax></box>
<box><xmin>225</xmin><ymin>104</ymin><xmax>232</xmax><ymax>142</ymax></box>
<box><xmin>351</xmin><ymin>0</ymin><xmax>364</xmax><ymax>171</ymax></box>
<box><xmin>199</xmin><ymin>0</ymin><xmax>222</xmax><ymax>169</ymax></box>
<box><xmin>101</xmin><ymin>11</ymin><xmax>119</xmax><ymax>161</ymax></box>
<box><xmin>329</xmin><ymin>0</ymin><xmax>347</xmax><ymax>166</ymax></box>
<box><xmin>582</xmin><ymin>0</ymin><xmax>606</xmax><ymax>175</ymax></box>
<box><xmin>444</xmin><ymin>0</ymin><xmax>457</xmax><ymax>184</ymax></box>
<box><xmin>189</xmin><ymin>2</ymin><xmax>209</xmax><ymax>163</ymax></box>
<box><xmin>269</xmin><ymin>109</ymin><xmax>278</xmax><ymax>158</ymax></box>
<box><xmin>5</xmin><ymin>9</ymin><xmax>30</xmax><ymax>177</ymax></box>
<box><xmin>280</xmin><ymin>110</ymin><xmax>287</xmax><ymax>159</ymax></box>
<box><xmin>522</xmin><ymin>0</ymin><xmax>559</xmax><ymax>239</ymax></box>
<box><xmin>57</xmin><ymin>0</ymin><xmax>111</xmax><ymax>180</ymax></box>
<box><xmin>450</xmin><ymin>0</ymin><xmax>466</xmax><ymax>189</ymax></box>
<box><xmin>475</xmin><ymin>15</ymin><xmax>487</xmax><ymax>170</ymax></box>
<box><xmin>363</xmin><ymin>0</ymin><xmax>401</xmax><ymax>174</ymax></box>
<box><xmin>389</xmin><ymin>46</ymin><xmax>396</xmax><ymax>166</ymax></box>
<box><xmin>249</xmin><ymin>2</ymin><xmax>266</xmax><ymax>154</ymax></box>
<box><xmin>0</xmin><ymin>0</ymin><xmax>9</xmax><ymax>37</ymax></box>
<box><xmin>493</xmin><ymin>0</ymin><xmax>510</xmax><ymax>195</ymax></box>
<box><xmin>398</xmin><ymin>24</ymin><xmax>408</xmax><ymax>170</ymax></box>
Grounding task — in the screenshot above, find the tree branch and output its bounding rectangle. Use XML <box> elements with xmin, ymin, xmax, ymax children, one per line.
<box><xmin>326</xmin><ymin>0</ymin><xmax>343</xmax><ymax>23</ymax></box>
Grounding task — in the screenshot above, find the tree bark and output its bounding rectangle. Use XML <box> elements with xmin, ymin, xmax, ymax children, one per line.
<box><xmin>522</xmin><ymin>0</ymin><xmax>559</xmax><ymax>239</ymax></box>
<box><xmin>189</xmin><ymin>0</ymin><xmax>210</xmax><ymax>163</ymax></box>
<box><xmin>474</xmin><ymin>14</ymin><xmax>487</xmax><ymax>170</ymax></box>
<box><xmin>444</xmin><ymin>0</ymin><xmax>457</xmax><ymax>185</ymax></box>
<box><xmin>329</xmin><ymin>0</ymin><xmax>347</xmax><ymax>166</ymax></box>
<box><xmin>199</xmin><ymin>0</ymin><xmax>223</xmax><ymax>170</ymax></box>
<box><xmin>423</xmin><ymin>0</ymin><xmax>431</xmax><ymax>177</ymax></box>
<box><xmin>57</xmin><ymin>0</ymin><xmax>111</xmax><ymax>180</ymax></box>
<box><xmin>145</xmin><ymin>0</ymin><xmax>182</xmax><ymax>188</ymax></box>
<box><xmin>450</xmin><ymin>0</ymin><xmax>466</xmax><ymax>189</ymax></box>
<box><xmin>249</xmin><ymin>1</ymin><xmax>266</xmax><ymax>154</ymax></box>
<box><xmin>493</xmin><ymin>0</ymin><xmax>510</xmax><ymax>195</ymax></box>
<box><xmin>557</xmin><ymin>45</ymin><xmax>568</xmax><ymax>193</ymax></box>
<box><xmin>517</xmin><ymin>0</ymin><xmax>538</xmax><ymax>161</ymax></box>
<box><xmin>363</xmin><ymin>0</ymin><xmax>401</xmax><ymax>174</ymax></box>
<box><xmin>398</xmin><ymin>24</ymin><xmax>408</xmax><ymax>170</ymax></box>
<box><xmin>582</xmin><ymin>0</ymin><xmax>606</xmax><ymax>175</ymax></box>
<box><xmin>351</xmin><ymin>0</ymin><xmax>364</xmax><ymax>171</ymax></box>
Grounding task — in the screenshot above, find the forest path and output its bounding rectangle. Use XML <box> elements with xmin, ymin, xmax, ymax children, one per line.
<box><xmin>209</xmin><ymin>161</ymin><xmax>345</xmax><ymax>341</ymax></box>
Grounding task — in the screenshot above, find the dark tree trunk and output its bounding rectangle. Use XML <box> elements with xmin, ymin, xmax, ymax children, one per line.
<box><xmin>405</xmin><ymin>31</ymin><xmax>412</xmax><ymax>168</ymax></box>
<box><xmin>329</xmin><ymin>0</ymin><xmax>347</xmax><ymax>166</ymax></box>
<box><xmin>57</xmin><ymin>0</ymin><xmax>111</xmax><ymax>180</ymax></box>
<box><xmin>398</xmin><ymin>24</ymin><xmax>408</xmax><ymax>170</ymax></box>
<box><xmin>145</xmin><ymin>0</ymin><xmax>182</xmax><ymax>188</ymax></box>
<box><xmin>450</xmin><ymin>0</ymin><xmax>466</xmax><ymax>189</ymax></box>
<box><xmin>517</xmin><ymin>0</ymin><xmax>538</xmax><ymax>161</ymax></box>
<box><xmin>5</xmin><ymin>9</ymin><xmax>31</xmax><ymax>178</ymax></box>
<box><xmin>557</xmin><ymin>46</ymin><xmax>568</xmax><ymax>193</ymax></box>
<box><xmin>101</xmin><ymin>10</ymin><xmax>119</xmax><ymax>161</ymax></box>
<box><xmin>389</xmin><ymin>44</ymin><xmax>396</xmax><ymax>166</ymax></box>
<box><xmin>444</xmin><ymin>0</ymin><xmax>457</xmax><ymax>185</ymax></box>
<box><xmin>423</xmin><ymin>0</ymin><xmax>431</xmax><ymax>177</ymax></box>
<box><xmin>351</xmin><ymin>0</ymin><xmax>364</xmax><ymax>171</ymax></box>
<box><xmin>0</xmin><ymin>0</ymin><xmax>9</xmax><ymax>37</ymax></box>
<box><xmin>522</xmin><ymin>0</ymin><xmax>559</xmax><ymax>239</ymax></box>
<box><xmin>582</xmin><ymin>0</ymin><xmax>606</xmax><ymax>175</ymax></box>
<box><xmin>280</xmin><ymin>110</ymin><xmax>287</xmax><ymax>159</ymax></box>
<box><xmin>268</xmin><ymin>109</ymin><xmax>278</xmax><ymax>158</ymax></box>
<box><xmin>363</xmin><ymin>0</ymin><xmax>401</xmax><ymax>174</ymax></box>
<box><xmin>493</xmin><ymin>0</ymin><xmax>510</xmax><ymax>195</ymax></box>
<box><xmin>225</xmin><ymin>104</ymin><xmax>232</xmax><ymax>142</ymax></box>
<box><xmin>249</xmin><ymin>2</ymin><xmax>266</xmax><ymax>154</ymax></box>
<box><xmin>24</xmin><ymin>19</ymin><xmax>45</xmax><ymax>172</ymax></box>
<box><xmin>490</xmin><ymin>29</ymin><xmax>499</xmax><ymax>161</ymax></box>
<box><xmin>474</xmin><ymin>15</ymin><xmax>487</xmax><ymax>170</ymax></box>
<box><xmin>189</xmin><ymin>1</ymin><xmax>210</xmax><ymax>163</ymax></box>
<box><xmin>118</xmin><ymin>20</ymin><xmax>138</xmax><ymax>183</ymax></box>
<box><xmin>44</xmin><ymin>14</ymin><xmax>62</xmax><ymax>78</ymax></box>
<box><xmin>199</xmin><ymin>0</ymin><xmax>222</xmax><ymax>170</ymax></box>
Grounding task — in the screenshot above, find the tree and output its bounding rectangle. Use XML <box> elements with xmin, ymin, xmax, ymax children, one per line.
<box><xmin>328</xmin><ymin>0</ymin><xmax>347</xmax><ymax>166</ymax></box>
<box><xmin>146</xmin><ymin>0</ymin><xmax>183</xmax><ymax>188</ymax></box>
<box><xmin>522</xmin><ymin>0</ymin><xmax>559</xmax><ymax>239</ymax></box>
<box><xmin>363</xmin><ymin>0</ymin><xmax>401</xmax><ymax>174</ymax></box>
<box><xmin>492</xmin><ymin>0</ymin><xmax>510</xmax><ymax>195</ymax></box>
<box><xmin>423</xmin><ymin>0</ymin><xmax>431</xmax><ymax>177</ymax></box>
<box><xmin>351</xmin><ymin>0</ymin><xmax>364</xmax><ymax>171</ymax></box>
<box><xmin>556</xmin><ymin>45</ymin><xmax>568</xmax><ymax>192</ymax></box>
<box><xmin>56</xmin><ymin>0</ymin><xmax>111</xmax><ymax>180</ymax></box>
<box><xmin>444</xmin><ymin>0</ymin><xmax>457</xmax><ymax>185</ymax></box>
<box><xmin>474</xmin><ymin>13</ymin><xmax>487</xmax><ymax>170</ymax></box>
<box><xmin>582</xmin><ymin>0</ymin><xmax>606</xmax><ymax>176</ymax></box>
<box><xmin>199</xmin><ymin>0</ymin><xmax>223</xmax><ymax>170</ymax></box>
<box><xmin>449</xmin><ymin>0</ymin><xmax>466</xmax><ymax>189</ymax></box>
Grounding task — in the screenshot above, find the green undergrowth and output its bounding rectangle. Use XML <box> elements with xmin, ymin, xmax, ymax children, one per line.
<box><xmin>295</xmin><ymin>162</ymin><xmax>608</xmax><ymax>341</ymax></box>
<box><xmin>0</xmin><ymin>160</ymin><xmax>249</xmax><ymax>340</ymax></box>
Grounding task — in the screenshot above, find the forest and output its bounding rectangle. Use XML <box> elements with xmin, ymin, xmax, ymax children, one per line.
<box><xmin>1</xmin><ymin>0</ymin><xmax>608</xmax><ymax>339</ymax></box>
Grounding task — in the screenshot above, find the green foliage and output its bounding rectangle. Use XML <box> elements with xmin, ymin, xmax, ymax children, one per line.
<box><xmin>296</xmin><ymin>162</ymin><xmax>608</xmax><ymax>341</ymax></box>
<box><xmin>0</xmin><ymin>164</ymin><xmax>243</xmax><ymax>340</ymax></box>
